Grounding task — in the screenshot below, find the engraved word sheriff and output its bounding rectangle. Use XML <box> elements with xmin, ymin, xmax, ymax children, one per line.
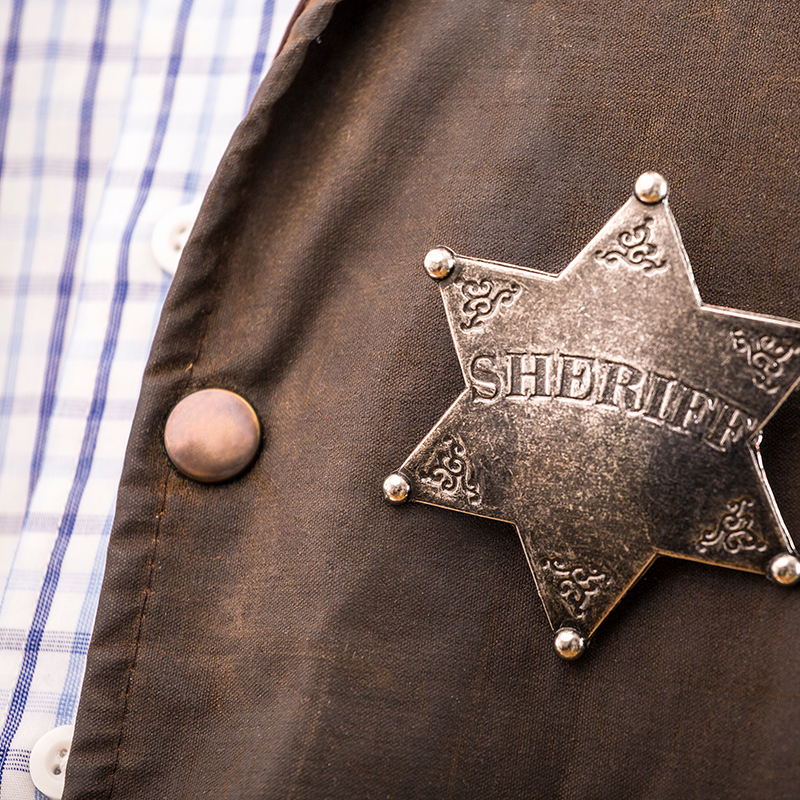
<box><xmin>383</xmin><ymin>171</ymin><xmax>800</xmax><ymax>661</ymax></box>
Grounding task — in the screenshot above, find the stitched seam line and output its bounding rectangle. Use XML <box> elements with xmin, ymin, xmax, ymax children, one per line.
<box><xmin>103</xmin><ymin>305</ymin><xmax>211</xmax><ymax>798</ymax></box>
<box><xmin>105</xmin><ymin>476</ymin><xmax>170</xmax><ymax>800</ymax></box>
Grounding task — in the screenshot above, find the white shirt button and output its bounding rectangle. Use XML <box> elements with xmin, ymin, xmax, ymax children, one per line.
<box><xmin>29</xmin><ymin>725</ymin><xmax>74</xmax><ymax>800</ymax></box>
<box><xmin>151</xmin><ymin>200</ymin><xmax>201</xmax><ymax>275</ymax></box>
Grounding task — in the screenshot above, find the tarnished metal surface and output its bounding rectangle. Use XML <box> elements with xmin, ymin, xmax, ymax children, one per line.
<box><xmin>388</xmin><ymin>174</ymin><xmax>800</xmax><ymax>653</ymax></box>
<box><xmin>165</xmin><ymin>388</ymin><xmax>261</xmax><ymax>483</ymax></box>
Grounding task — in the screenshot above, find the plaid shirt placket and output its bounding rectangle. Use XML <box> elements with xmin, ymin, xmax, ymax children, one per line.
<box><xmin>0</xmin><ymin>0</ymin><xmax>296</xmax><ymax>796</ymax></box>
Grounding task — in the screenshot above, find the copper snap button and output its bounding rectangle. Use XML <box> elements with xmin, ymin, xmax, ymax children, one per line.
<box><xmin>164</xmin><ymin>389</ymin><xmax>260</xmax><ymax>482</ymax></box>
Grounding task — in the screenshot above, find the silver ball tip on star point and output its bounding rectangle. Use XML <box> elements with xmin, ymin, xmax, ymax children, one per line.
<box><xmin>383</xmin><ymin>473</ymin><xmax>410</xmax><ymax>504</ymax></box>
<box><xmin>634</xmin><ymin>171</ymin><xmax>668</xmax><ymax>204</ymax></box>
<box><xmin>424</xmin><ymin>247</ymin><xmax>456</xmax><ymax>280</ymax></box>
<box><xmin>768</xmin><ymin>552</ymin><xmax>800</xmax><ymax>586</ymax></box>
<box><xmin>554</xmin><ymin>627</ymin><xmax>587</xmax><ymax>661</ymax></box>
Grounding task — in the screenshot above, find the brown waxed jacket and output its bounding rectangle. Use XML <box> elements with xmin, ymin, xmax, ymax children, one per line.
<box><xmin>66</xmin><ymin>1</ymin><xmax>800</xmax><ymax>797</ymax></box>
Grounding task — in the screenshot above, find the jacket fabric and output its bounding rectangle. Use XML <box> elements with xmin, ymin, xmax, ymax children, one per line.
<box><xmin>66</xmin><ymin>0</ymin><xmax>800</xmax><ymax>797</ymax></box>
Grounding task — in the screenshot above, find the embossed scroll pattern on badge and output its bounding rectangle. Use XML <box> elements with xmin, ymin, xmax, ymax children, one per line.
<box><xmin>383</xmin><ymin>172</ymin><xmax>800</xmax><ymax>660</ymax></box>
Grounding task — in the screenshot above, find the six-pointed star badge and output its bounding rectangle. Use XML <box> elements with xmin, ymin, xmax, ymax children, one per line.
<box><xmin>384</xmin><ymin>172</ymin><xmax>800</xmax><ymax>660</ymax></box>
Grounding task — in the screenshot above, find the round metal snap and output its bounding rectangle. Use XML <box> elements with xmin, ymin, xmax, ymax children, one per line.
<box><xmin>164</xmin><ymin>388</ymin><xmax>261</xmax><ymax>483</ymax></box>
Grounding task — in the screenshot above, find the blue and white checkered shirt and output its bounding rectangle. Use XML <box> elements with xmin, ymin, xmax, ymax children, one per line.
<box><xmin>0</xmin><ymin>0</ymin><xmax>297</xmax><ymax>795</ymax></box>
